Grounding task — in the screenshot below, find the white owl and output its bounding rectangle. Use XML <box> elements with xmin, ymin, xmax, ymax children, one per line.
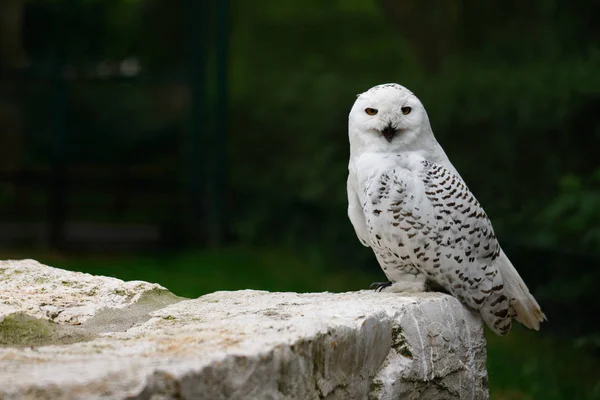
<box><xmin>347</xmin><ymin>83</ymin><xmax>545</xmax><ymax>335</ymax></box>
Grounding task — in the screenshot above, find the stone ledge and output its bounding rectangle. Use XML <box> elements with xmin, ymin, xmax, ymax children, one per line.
<box><xmin>0</xmin><ymin>260</ymin><xmax>488</xmax><ymax>399</ymax></box>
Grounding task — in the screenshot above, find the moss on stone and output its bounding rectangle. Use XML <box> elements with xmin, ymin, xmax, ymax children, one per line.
<box><xmin>82</xmin><ymin>288</ymin><xmax>184</xmax><ymax>334</ymax></box>
<box><xmin>0</xmin><ymin>313</ymin><xmax>95</xmax><ymax>348</ymax></box>
<box><xmin>368</xmin><ymin>378</ymin><xmax>384</xmax><ymax>400</ymax></box>
<box><xmin>113</xmin><ymin>288</ymin><xmax>129</xmax><ymax>296</ymax></box>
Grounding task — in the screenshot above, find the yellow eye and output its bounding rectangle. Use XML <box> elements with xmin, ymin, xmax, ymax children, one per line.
<box><xmin>365</xmin><ymin>108</ymin><xmax>378</xmax><ymax>116</ymax></box>
<box><xmin>401</xmin><ymin>107</ymin><xmax>411</xmax><ymax>115</ymax></box>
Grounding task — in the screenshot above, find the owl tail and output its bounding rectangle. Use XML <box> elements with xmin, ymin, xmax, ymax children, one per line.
<box><xmin>498</xmin><ymin>251</ymin><xmax>546</xmax><ymax>331</ymax></box>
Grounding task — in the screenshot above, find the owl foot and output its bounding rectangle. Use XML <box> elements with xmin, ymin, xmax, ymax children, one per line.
<box><xmin>370</xmin><ymin>281</ymin><xmax>392</xmax><ymax>292</ymax></box>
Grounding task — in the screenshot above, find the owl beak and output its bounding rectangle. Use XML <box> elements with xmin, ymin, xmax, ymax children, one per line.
<box><xmin>381</xmin><ymin>123</ymin><xmax>397</xmax><ymax>143</ymax></box>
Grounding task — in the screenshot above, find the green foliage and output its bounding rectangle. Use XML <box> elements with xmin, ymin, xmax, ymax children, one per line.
<box><xmin>32</xmin><ymin>246</ymin><xmax>376</xmax><ymax>298</ymax></box>
<box><xmin>25</xmin><ymin>0</ymin><xmax>141</xmax><ymax>62</ymax></box>
<box><xmin>532</xmin><ymin>170</ymin><xmax>600</xmax><ymax>252</ymax></box>
<box><xmin>20</xmin><ymin>1</ymin><xmax>600</xmax><ymax>258</ymax></box>
<box><xmin>487</xmin><ymin>327</ymin><xmax>600</xmax><ymax>400</ymax></box>
<box><xmin>16</xmin><ymin>0</ymin><xmax>600</xmax><ymax>281</ymax></box>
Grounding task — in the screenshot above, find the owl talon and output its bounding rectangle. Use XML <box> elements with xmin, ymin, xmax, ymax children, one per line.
<box><xmin>370</xmin><ymin>281</ymin><xmax>392</xmax><ymax>292</ymax></box>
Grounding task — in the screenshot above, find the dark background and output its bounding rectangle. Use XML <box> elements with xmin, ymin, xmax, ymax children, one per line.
<box><xmin>1</xmin><ymin>1</ymin><xmax>599</xmax><ymax>398</ymax></box>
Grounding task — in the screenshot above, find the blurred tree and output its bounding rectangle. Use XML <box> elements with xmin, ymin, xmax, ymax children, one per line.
<box><xmin>381</xmin><ymin>0</ymin><xmax>459</xmax><ymax>71</ymax></box>
<box><xmin>0</xmin><ymin>0</ymin><xmax>27</xmax><ymax>68</ymax></box>
<box><xmin>24</xmin><ymin>0</ymin><xmax>140</xmax><ymax>65</ymax></box>
<box><xmin>0</xmin><ymin>0</ymin><xmax>26</xmax><ymax>202</ymax></box>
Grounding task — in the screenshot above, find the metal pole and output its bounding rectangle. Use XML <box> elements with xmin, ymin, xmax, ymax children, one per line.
<box><xmin>208</xmin><ymin>0</ymin><xmax>230</xmax><ymax>246</ymax></box>
<box><xmin>186</xmin><ymin>0</ymin><xmax>208</xmax><ymax>245</ymax></box>
<box><xmin>48</xmin><ymin>58</ymin><xmax>67</xmax><ymax>250</ymax></box>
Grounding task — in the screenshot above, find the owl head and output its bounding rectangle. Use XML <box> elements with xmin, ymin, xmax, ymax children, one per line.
<box><xmin>348</xmin><ymin>83</ymin><xmax>435</xmax><ymax>156</ymax></box>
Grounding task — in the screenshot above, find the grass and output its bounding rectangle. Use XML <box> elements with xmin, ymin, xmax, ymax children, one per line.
<box><xmin>4</xmin><ymin>246</ymin><xmax>376</xmax><ymax>298</ymax></box>
<box><xmin>487</xmin><ymin>327</ymin><xmax>600</xmax><ymax>400</ymax></box>
<box><xmin>2</xmin><ymin>246</ymin><xmax>599</xmax><ymax>399</ymax></box>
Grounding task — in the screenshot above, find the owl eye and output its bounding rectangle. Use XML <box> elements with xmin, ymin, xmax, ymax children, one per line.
<box><xmin>365</xmin><ymin>108</ymin><xmax>378</xmax><ymax>116</ymax></box>
<box><xmin>401</xmin><ymin>107</ymin><xmax>412</xmax><ymax>115</ymax></box>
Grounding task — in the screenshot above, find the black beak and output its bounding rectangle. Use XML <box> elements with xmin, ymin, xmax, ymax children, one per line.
<box><xmin>381</xmin><ymin>123</ymin><xmax>397</xmax><ymax>143</ymax></box>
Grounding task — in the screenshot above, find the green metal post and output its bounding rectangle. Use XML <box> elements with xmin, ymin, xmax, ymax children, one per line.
<box><xmin>208</xmin><ymin>0</ymin><xmax>230</xmax><ymax>246</ymax></box>
<box><xmin>48</xmin><ymin>58</ymin><xmax>68</xmax><ymax>250</ymax></box>
<box><xmin>186</xmin><ymin>0</ymin><xmax>208</xmax><ymax>245</ymax></box>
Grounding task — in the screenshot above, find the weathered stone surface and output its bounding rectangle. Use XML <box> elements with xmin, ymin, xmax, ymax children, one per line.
<box><xmin>0</xmin><ymin>260</ymin><xmax>488</xmax><ymax>399</ymax></box>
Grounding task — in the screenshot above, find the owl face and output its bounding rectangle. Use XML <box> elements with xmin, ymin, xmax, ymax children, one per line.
<box><xmin>349</xmin><ymin>84</ymin><xmax>428</xmax><ymax>152</ymax></box>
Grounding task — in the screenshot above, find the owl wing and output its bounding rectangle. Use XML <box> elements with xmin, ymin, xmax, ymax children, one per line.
<box><xmin>348</xmin><ymin>175</ymin><xmax>371</xmax><ymax>247</ymax></box>
<box><xmin>368</xmin><ymin>159</ymin><xmax>511</xmax><ymax>335</ymax></box>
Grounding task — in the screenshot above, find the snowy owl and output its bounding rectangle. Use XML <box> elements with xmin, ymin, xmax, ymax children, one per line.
<box><xmin>347</xmin><ymin>83</ymin><xmax>545</xmax><ymax>335</ymax></box>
